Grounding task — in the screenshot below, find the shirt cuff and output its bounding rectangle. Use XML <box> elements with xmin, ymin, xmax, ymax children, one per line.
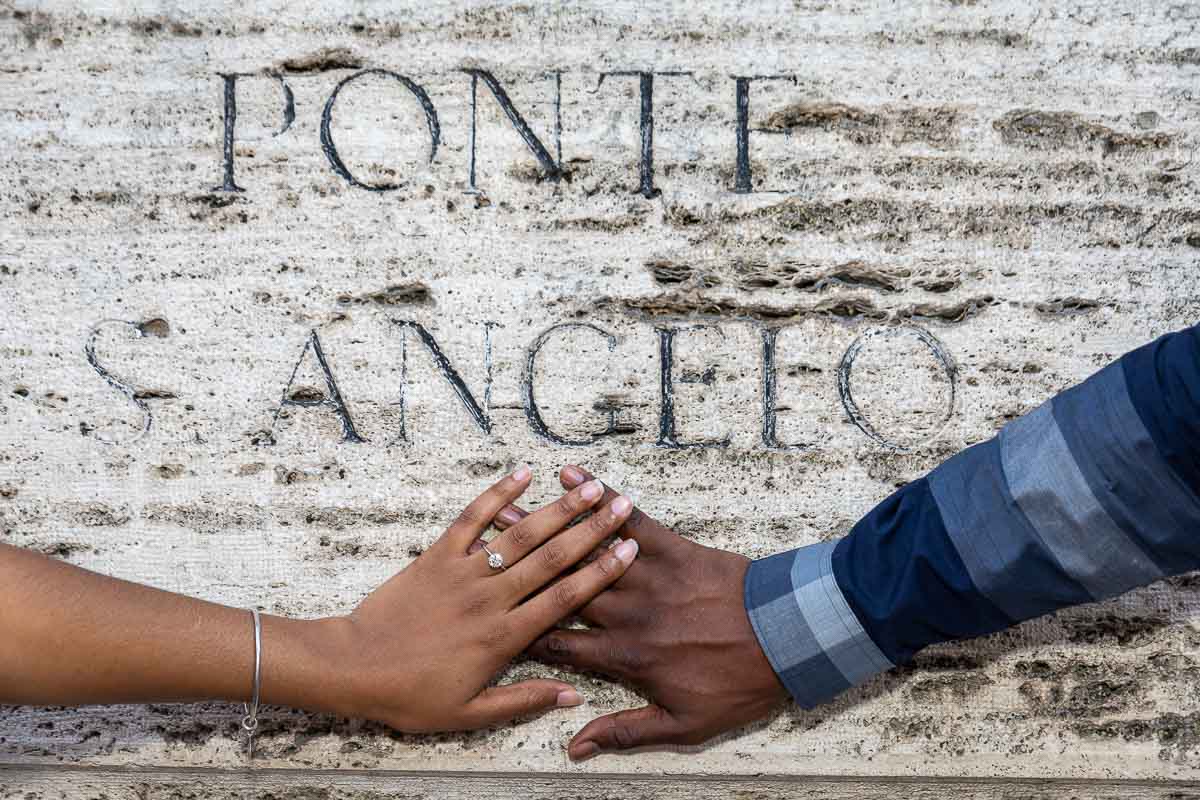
<box><xmin>744</xmin><ymin>540</ymin><xmax>893</xmax><ymax>709</ymax></box>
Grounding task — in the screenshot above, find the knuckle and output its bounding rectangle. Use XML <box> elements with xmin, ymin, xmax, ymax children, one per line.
<box><xmin>507</xmin><ymin>524</ymin><xmax>532</xmax><ymax>549</ymax></box>
<box><xmin>554</xmin><ymin>494</ymin><xmax>578</xmax><ymax>517</ymax></box>
<box><xmin>480</xmin><ymin>620</ymin><xmax>512</xmax><ymax>651</ymax></box>
<box><xmin>538</xmin><ymin>542</ymin><xmax>565</xmax><ymax>571</ymax></box>
<box><xmin>543</xmin><ymin>635</ymin><xmax>573</xmax><ymax>657</ymax></box>
<box><xmin>612</xmin><ymin>646</ymin><xmax>646</xmax><ymax>674</ymax></box>
<box><xmin>444</xmin><ymin>566</ymin><xmax>471</xmax><ymax>590</ymax></box>
<box><xmin>522</xmin><ymin>686</ymin><xmax>547</xmax><ymax>709</ymax></box>
<box><xmin>463</xmin><ymin>592</ymin><xmax>491</xmax><ymax>617</ymax></box>
<box><xmin>588</xmin><ymin>509</ymin><xmax>613</xmax><ymax>534</ymax></box>
<box><xmin>611</xmin><ymin>725</ymin><xmax>640</xmax><ymax>750</ymax></box>
<box><xmin>592</xmin><ymin>554</ymin><xmax>618</xmax><ymax>578</ymax></box>
<box><xmin>454</xmin><ymin>506</ymin><xmax>482</xmax><ymax>529</ymax></box>
<box><xmin>552</xmin><ymin>579</ymin><xmax>580</xmax><ymax>610</ymax></box>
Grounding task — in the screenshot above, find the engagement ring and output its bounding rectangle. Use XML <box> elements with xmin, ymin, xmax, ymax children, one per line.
<box><xmin>481</xmin><ymin>543</ymin><xmax>505</xmax><ymax>571</ymax></box>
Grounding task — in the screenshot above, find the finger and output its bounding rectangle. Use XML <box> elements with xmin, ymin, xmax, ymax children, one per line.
<box><xmin>494</xmin><ymin>504</ymin><xmax>528</xmax><ymax>530</ymax></box>
<box><xmin>557</xmin><ymin>539</ymin><xmax>629</xmax><ymax>625</ymax></box>
<box><xmin>467</xmin><ymin>538</ymin><xmax>487</xmax><ymax>555</ymax></box>
<box><xmin>479</xmin><ymin>479</ymin><xmax>606</xmax><ymax>571</ymax></box>
<box><xmin>514</xmin><ymin>537</ymin><xmax>638</xmax><ymax>632</ymax></box>
<box><xmin>568</xmin><ymin>705</ymin><xmax>686</xmax><ymax>761</ymax></box>
<box><xmin>582</xmin><ymin>540</ymin><xmax>610</xmax><ymax>564</ymax></box>
<box><xmin>442</xmin><ymin>465</ymin><xmax>532</xmax><ymax>552</ymax></box>
<box><xmin>510</xmin><ymin>521</ymin><xmax>611</xmax><ymax>566</ymax></box>
<box><xmin>558</xmin><ymin>465</ymin><xmax>677</xmax><ymax>555</ymax></box>
<box><xmin>526</xmin><ymin>628</ymin><xmax>625</xmax><ymax>678</ymax></box>
<box><xmin>460</xmin><ymin>679</ymin><xmax>584</xmax><ymax>728</ymax></box>
<box><xmin>577</xmin><ymin>581</ymin><xmax>627</xmax><ymax>626</ymax></box>
<box><xmin>505</xmin><ymin>495</ymin><xmax>633</xmax><ymax>598</ymax></box>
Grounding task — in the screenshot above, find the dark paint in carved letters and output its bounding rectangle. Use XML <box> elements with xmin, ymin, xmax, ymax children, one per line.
<box><xmin>83</xmin><ymin>320</ymin><xmax>955</xmax><ymax>451</ymax></box>
<box><xmin>211</xmin><ymin>67</ymin><xmax>798</xmax><ymax>196</ymax></box>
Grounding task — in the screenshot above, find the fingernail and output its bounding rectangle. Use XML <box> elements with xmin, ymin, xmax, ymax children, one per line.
<box><xmin>513</xmin><ymin>465</ymin><xmax>531</xmax><ymax>482</ymax></box>
<box><xmin>562</xmin><ymin>465</ymin><xmax>584</xmax><ymax>486</ymax></box>
<box><xmin>614</xmin><ymin>538</ymin><xmax>639</xmax><ymax>564</ymax></box>
<box><xmin>571</xmin><ymin>741</ymin><xmax>600</xmax><ymax>761</ymax></box>
<box><xmin>556</xmin><ymin>689</ymin><xmax>584</xmax><ymax>707</ymax></box>
<box><xmin>611</xmin><ymin>496</ymin><xmax>632</xmax><ymax>516</ymax></box>
<box><xmin>496</xmin><ymin>507</ymin><xmax>521</xmax><ymax>525</ymax></box>
<box><xmin>580</xmin><ymin>479</ymin><xmax>603</xmax><ymax>501</ymax></box>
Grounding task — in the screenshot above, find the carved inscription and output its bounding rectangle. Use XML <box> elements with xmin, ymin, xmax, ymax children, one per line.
<box><xmin>83</xmin><ymin>319</ymin><xmax>956</xmax><ymax>451</ymax></box>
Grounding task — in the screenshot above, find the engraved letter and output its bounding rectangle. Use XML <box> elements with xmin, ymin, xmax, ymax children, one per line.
<box><xmin>656</xmin><ymin>325</ymin><xmax>730</xmax><ymax>449</ymax></box>
<box><xmin>837</xmin><ymin>325</ymin><xmax>957</xmax><ymax>451</ymax></box>
<box><xmin>269</xmin><ymin>330</ymin><xmax>364</xmax><ymax>444</ymax></box>
<box><xmin>83</xmin><ymin>319</ymin><xmax>171</xmax><ymax>445</ymax></box>
<box><xmin>462</xmin><ymin>68</ymin><xmax>562</xmax><ymax>192</ymax></box>
<box><xmin>595</xmin><ymin>71</ymin><xmax>691</xmax><ymax>198</ymax></box>
<box><xmin>733</xmin><ymin>75</ymin><xmax>795</xmax><ymax>194</ymax></box>
<box><xmin>321</xmin><ymin>69</ymin><xmax>441</xmax><ymax>192</ymax></box>
<box><xmin>213</xmin><ymin>72</ymin><xmax>295</xmax><ymax>193</ymax></box>
<box><xmin>392</xmin><ymin>320</ymin><xmax>495</xmax><ymax>443</ymax></box>
<box><xmin>523</xmin><ymin>323</ymin><xmax>622</xmax><ymax>446</ymax></box>
<box><xmin>760</xmin><ymin>326</ymin><xmax>807</xmax><ymax>450</ymax></box>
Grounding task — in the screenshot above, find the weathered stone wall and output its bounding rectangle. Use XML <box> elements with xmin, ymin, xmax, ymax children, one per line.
<box><xmin>3</xmin><ymin>0</ymin><xmax>1200</xmax><ymax>795</ymax></box>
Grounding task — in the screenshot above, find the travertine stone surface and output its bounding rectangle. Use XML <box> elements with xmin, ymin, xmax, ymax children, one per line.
<box><xmin>4</xmin><ymin>766</ymin><xmax>1200</xmax><ymax>800</ymax></box>
<box><xmin>3</xmin><ymin>0</ymin><xmax>1200</xmax><ymax>792</ymax></box>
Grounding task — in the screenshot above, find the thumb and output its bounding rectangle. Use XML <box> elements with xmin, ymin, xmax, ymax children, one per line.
<box><xmin>568</xmin><ymin>704</ymin><xmax>684</xmax><ymax>761</ymax></box>
<box><xmin>462</xmin><ymin>680</ymin><xmax>584</xmax><ymax>727</ymax></box>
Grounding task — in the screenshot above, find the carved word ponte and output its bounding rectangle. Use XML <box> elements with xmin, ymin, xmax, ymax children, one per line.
<box><xmin>213</xmin><ymin>68</ymin><xmax>792</xmax><ymax>196</ymax></box>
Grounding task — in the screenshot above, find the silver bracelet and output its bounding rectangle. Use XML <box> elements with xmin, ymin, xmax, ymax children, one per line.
<box><xmin>241</xmin><ymin>608</ymin><xmax>261</xmax><ymax>759</ymax></box>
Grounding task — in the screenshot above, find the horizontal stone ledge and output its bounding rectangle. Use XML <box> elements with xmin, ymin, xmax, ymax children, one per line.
<box><xmin>1</xmin><ymin>765</ymin><xmax>1197</xmax><ymax>799</ymax></box>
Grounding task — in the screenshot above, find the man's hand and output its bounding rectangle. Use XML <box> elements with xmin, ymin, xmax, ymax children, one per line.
<box><xmin>496</xmin><ymin>465</ymin><xmax>789</xmax><ymax>760</ymax></box>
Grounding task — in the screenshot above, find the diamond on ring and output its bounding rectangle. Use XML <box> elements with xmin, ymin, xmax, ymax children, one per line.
<box><xmin>482</xmin><ymin>543</ymin><xmax>505</xmax><ymax>570</ymax></box>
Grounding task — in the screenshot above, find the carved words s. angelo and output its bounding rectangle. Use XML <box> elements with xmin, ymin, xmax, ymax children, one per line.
<box><xmin>85</xmin><ymin>319</ymin><xmax>956</xmax><ymax>452</ymax></box>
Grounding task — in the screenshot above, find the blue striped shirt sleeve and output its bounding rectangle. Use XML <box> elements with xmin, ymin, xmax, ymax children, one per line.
<box><xmin>745</xmin><ymin>324</ymin><xmax>1200</xmax><ymax>709</ymax></box>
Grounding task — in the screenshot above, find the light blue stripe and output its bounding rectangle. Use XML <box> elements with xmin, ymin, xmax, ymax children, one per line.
<box><xmin>751</xmin><ymin>592</ymin><xmax>824</xmax><ymax>672</ymax></box>
<box><xmin>929</xmin><ymin>439</ymin><xmax>1092</xmax><ymax>621</ymax></box>
<box><xmin>744</xmin><ymin>545</ymin><xmax>855</xmax><ymax>708</ymax></box>
<box><xmin>1001</xmin><ymin>401</ymin><xmax>1162</xmax><ymax>599</ymax></box>
<box><xmin>1055</xmin><ymin>361</ymin><xmax>1200</xmax><ymax>574</ymax></box>
<box><xmin>792</xmin><ymin>541</ymin><xmax>892</xmax><ymax>684</ymax></box>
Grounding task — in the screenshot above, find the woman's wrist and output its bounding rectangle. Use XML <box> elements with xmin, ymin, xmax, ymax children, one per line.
<box><xmin>258</xmin><ymin>614</ymin><xmax>359</xmax><ymax>716</ymax></box>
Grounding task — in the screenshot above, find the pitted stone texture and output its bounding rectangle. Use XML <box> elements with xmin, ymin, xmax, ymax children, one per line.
<box><xmin>2</xmin><ymin>0</ymin><xmax>1200</xmax><ymax>789</ymax></box>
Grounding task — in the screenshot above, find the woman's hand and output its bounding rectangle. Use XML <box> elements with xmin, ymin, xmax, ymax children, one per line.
<box><xmin>323</xmin><ymin>466</ymin><xmax>638</xmax><ymax>732</ymax></box>
<box><xmin>0</xmin><ymin>466</ymin><xmax>634</xmax><ymax>735</ymax></box>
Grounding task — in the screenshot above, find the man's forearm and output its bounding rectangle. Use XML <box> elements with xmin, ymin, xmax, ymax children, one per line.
<box><xmin>0</xmin><ymin>543</ymin><xmax>344</xmax><ymax>709</ymax></box>
<box><xmin>747</xmin><ymin>324</ymin><xmax>1200</xmax><ymax>708</ymax></box>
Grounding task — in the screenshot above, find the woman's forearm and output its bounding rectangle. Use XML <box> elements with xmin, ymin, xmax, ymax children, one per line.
<box><xmin>0</xmin><ymin>542</ymin><xmax>344</xmax><ymax>710</ymax></box>
<box><xmin>0</xmin><ymin>469</ymin><xmax>638</xmax><ymax>733</ymax></box>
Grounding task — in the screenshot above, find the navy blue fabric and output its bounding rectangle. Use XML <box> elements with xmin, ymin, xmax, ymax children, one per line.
<box><xmin>830</xmin><ymin>477</ymin><xmax>1011</xmax><ymax>667</ymax></box>
<box><xmin>1055</xmin><ymin>358</ymin><xmax>1200</xmax><ymax>575</ymax></box>
<box><xmin>746</xmin><ymin>323</ymin><xmax>1200</xmax><ymax>710</ymax></box>
<box><xmin>928</xmin><ymin>436</ymin><xmax>1095</xmax><ymax>620</ymax></box>
<box><xmin>1122</xmin><ymin>326</ymin><xmax>1200</xmax><ymax>496</ymax></box>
